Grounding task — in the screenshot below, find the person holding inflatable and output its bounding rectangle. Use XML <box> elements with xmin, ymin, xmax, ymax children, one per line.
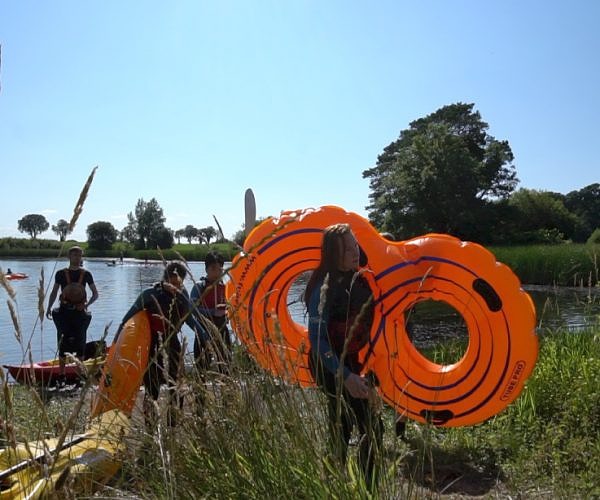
<box><xmin>117</xmin><ymin>261</ymin><xmax>209</xmax><ymax>428</ymax></box>
<box><xmin>304</xmin><ymin>223</ymin><xmax>383</xmax><ymax>490</ymax></box>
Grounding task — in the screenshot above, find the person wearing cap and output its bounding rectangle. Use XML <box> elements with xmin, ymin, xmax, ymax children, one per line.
<box><xmin>46</xmin><ymin>245</ymin><xmax>99</xmax><ymax>383</ymax></box>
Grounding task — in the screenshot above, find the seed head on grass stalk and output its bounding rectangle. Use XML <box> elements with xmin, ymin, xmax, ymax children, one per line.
<box><xmin>7</xmin><ymin>299</ymin><xmax>21</xmax><ymax>344</ymax></box>
<box><xmin>35</xmin><ymin>166</ymin><xmax>99</xmax><ymax>276</ymax></box>
<box><xmin>37</xmin><ymin>267</ymin><xmax>45</xmax><ymax>324</ymax></box>
<box><xmin>68</xmin><ymin>166</ymin><xmax>98</xmax><ymax>233</ymax></box>
<box><xmin>0</xmin><ymin>269</ymin><xmax>16</xmax><ymax>301</ymax></box>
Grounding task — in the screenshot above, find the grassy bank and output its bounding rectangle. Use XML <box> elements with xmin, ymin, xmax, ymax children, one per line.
<box><xmin>0</xmin><ymin>237</ymin><xmax>238</xmax><ymax>262</ymax></box>
<box><xmin>2</xmin><ymin>325</ymin><xmax>599</xmax><ymax>498</ymax></box>
<box><xmin>2</xmin><ymin>237</ymin><xmax>598</xmax><ymax>286</ymax></box>
<box><xmin>491</xmin><ymin>243</ymin><xmax>599</xmax><ymax>287</ymax></box>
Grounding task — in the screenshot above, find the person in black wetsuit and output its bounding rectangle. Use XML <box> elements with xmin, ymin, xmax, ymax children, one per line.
<box><xmin>46</xmin><ymin>245</ymin><xmax>99</xmax><ymax>382</ymax></box>
<box><xmin>117</xmin><ymin>261</ymin><xmax>209</xmax><ymax>428</ymax></box>
<box><xmin>304</xmin><ymin>223</ymin><xmax>383</xmax><ymax>491</ymax></box>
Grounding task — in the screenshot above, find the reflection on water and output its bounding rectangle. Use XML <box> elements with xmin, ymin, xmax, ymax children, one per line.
<box><xmin>2</xmin><ymin>258</ymin><xmax>599</xmax><ymax>368</ymax></box>
<box><xmin>524</xmin><ymin>284</ymin><xmax>600</xmax><ymax>332</ymax></box>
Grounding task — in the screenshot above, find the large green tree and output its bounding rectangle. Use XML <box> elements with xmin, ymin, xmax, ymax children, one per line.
<box><xmin>122</xmin><ymin>198</ymin><xmax>169</xmax><ymax>249</ymax></box>
<box><xmin>87</xmin><ymin>221</ymin><xmax>119</xmax><ymax>250</ymax></box>
<box><xmin>17</xmin><ymin>214</ymin><xmax>49</xmax><ymax>239</ymax></box>
<box><xmin>363</xmin><ymin>103</ymin><xmax>518</xmax><ymax>241</ymax></box>
<box><xmin>51</xmin><ymin>219</ymin><xmax>72</xmax><ymax>241</ymax></box>
<box><xmin>174</xmin><ymin>229</ymin><xmax>183</xmax><ymax>245</ymax></box>
<box><xmin>148</xmin><ymin>226</ymin><xmax>174</xmax><ymax>249</ymax></box>
<box><xmin>199</xmin><ymin>226</ymin><xmax>217</xmax><ymax>244</ymax></box>
<box><xmin>564</xmin><ymin>183</ymin><xmax>600</xmax><ymax>241</ymax></box>
<box><xmin>181</xmin><ymin>225</ymin><xmax>199</xmax><ymax>244</ymax></box>
<box><xmin>508</xmin><ymin>189</ymin><xmax>582</xmax><ymax>243</ymax></box>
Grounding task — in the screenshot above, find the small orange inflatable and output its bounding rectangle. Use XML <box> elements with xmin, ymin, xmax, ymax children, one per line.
<box><xmin>226</xmin><ymin>206</ymin><xmax>538</xmax><ymax>427</ymax></box>
<box><xmin>91</xmin><ymin>311</ymin><xmax>151</xmax><ymax>417</ymax></box>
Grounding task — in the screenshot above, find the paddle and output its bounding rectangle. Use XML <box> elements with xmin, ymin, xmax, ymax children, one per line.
<box><xmin>0</xmin><ymin>432</ymin><xmax>91</xmax><ymax>482</ymax></box>
<box><xmin>244</xmin><ymin>188</ymin><xmax>256</xmax><ymax>237</ymax></box>
<box><xmin>212</xmin><ymin>188</ymin><xmax>256</xmax><ymax>245</ymax></box>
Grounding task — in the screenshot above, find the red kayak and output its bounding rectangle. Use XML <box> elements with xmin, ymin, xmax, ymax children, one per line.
<box><xmin>3</xmin><ymin>356</ymin><xmax>105</xmax><ymax>386</ymax></box>
<box><xmin>5</xmin><ymin>273</ymin><xmax>28</xmax><ymax>280</ymax></box>
<box><xmin>3</xmin><ymin>341</ymin><xmax>107</xmax><ymax>387</ymax></box>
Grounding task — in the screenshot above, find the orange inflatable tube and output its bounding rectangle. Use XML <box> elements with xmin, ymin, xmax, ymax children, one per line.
<box><xmin>90</xmin><ymin>311</ymin><xmax>151</xmax><ymax>417</ymax></box>
<box><xmin>226</xmin><ymin>206</ymin><xmax>538</xmax><ymax>427</ymax></box>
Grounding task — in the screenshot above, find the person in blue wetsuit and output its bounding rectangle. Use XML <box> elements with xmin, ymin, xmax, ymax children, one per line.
<box><xmin>304</xmin><ymin>223</ymin><xmax>383</xmax><ymax>490</ymax></box>
<box><xmin>118</xmin><ymin>261</ymin><xmax>209</xmax><ymax>428</ymax></box>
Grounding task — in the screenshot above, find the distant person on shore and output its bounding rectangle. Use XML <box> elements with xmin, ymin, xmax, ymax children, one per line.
<box><xmin>117</xmin><ymin>261</ymin><xmax>209</xmax><ymax>428</ymax></box>
<box><xmin>7</xmin><ymin>268</ymin><xmax>12</xmax><ymax>274</ymax></box>
<box><xmin>46</xmin><ymin>246</ymin><xmax>99</xmax><ymax>383</ymax></box>
<box><xmin>191</xmin><ymin>251</ymin><xmax>232</xmax><ymax>375</ymax></box>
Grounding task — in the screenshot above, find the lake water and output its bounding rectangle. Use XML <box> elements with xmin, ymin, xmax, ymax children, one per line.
<box><xmin>1</xmin><ymin>258</ymin><xmax>599</xmax><ymax>369</ymax></box>
<box><xmin>1</xmin><ymin>258</ymin><xmax>210</xmax><ymax>368</ymax></box>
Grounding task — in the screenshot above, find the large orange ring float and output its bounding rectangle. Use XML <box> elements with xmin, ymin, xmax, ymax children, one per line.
<box><xmin>226</xmin><ymin>206</ymin><xmax>538</xmax><ymax>427</ymax></box>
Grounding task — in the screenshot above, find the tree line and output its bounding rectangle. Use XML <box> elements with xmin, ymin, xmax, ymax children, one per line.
<box><xmin>16</xmin><ymin>198</ymin><xmax>222</xmax><ymax>251</ymax></box>
<box><xmin>13</xmin><ymin>102</ymin><xmax>600</xmax><ymax>249</ymax></box>
<box><xmin>363</xmin><ymin>102</ymin><xmax>599</xmax><ymax>245</ymax></box>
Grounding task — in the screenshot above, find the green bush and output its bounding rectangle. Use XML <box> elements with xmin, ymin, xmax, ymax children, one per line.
<box><xmin>587</xmin><ymin>228</ymin><xmax>600</xmax><ymax>245</ymax></box>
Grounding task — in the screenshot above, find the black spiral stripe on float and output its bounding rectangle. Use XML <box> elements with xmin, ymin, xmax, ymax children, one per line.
<box><xmin>246</xmin><ymin>245</ymin><xmax>316</xmax><ymax>344</ymax></box>
<box><xmin>378</xmin><ymin>275</ymin><xmax>489</xmax><ymax>393</ymax></box>
<box><xmin>374</xmin><ymin>255</ymin><xmax>476</xmax><ymax>281</ymax></box>
<box><xmin>452</xmin><ymin>312</ymin><xmax>512</xmax><ymax>420</ymax></box>
<box><xmin>257</xmin><ymin>227</ymin><xmax>322</xmax><ymax>254</ymax></box>
<box><xmin>372</xmin><ymin>261</ymin><xmax>512</xmax><ymax>422</ymax></box>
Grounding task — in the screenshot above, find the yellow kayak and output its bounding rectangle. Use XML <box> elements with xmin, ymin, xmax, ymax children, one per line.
<box><xmin>0</xmin><ymin>409</ymin><xmax>129</xmax><ymax>499</ymax></box>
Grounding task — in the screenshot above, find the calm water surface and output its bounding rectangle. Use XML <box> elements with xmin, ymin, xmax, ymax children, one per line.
<box><xmin>1</xmin><ymin>258</ymin><xmax>210</xmax><ymax>367</ymax></box>
<box><xmin>1</xmin><ymin>258</ymin><xmax>599</xmax><ymax>368</ymax></box>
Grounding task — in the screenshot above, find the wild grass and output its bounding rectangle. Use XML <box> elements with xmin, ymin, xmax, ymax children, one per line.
<box><xmin>2</xmin><ymin>169</ymin><xmax>599</xmax><ymax>497</ymax></box>
<box><xmin>2</xmin><ymin>322</ymin><xmax>599</xmax><ymax>498</ymax></box>
<box><xmin>492</xmin><ymin>243</ymin><xmax>600</xmax><ymax>286</ymax></box>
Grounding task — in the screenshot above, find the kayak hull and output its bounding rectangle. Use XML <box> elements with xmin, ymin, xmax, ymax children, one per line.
<box><xmin>0</xmin><ymin>409</ymin><xmax>129</xmax><ymax>499</ymax></box>
<box><xmin>91</xmin><ymin>311</ymin><xmax>151</xmax><ymax>417</ymax></box>
<box><xmin>4</xmin><ymin>273</ymin><xmax>28</xmax><ymax>280</ymax></box>
<box><xmin>3</xmin><ymin>342</ymin><xmax>107</xmax><ymax>387</ymax></box>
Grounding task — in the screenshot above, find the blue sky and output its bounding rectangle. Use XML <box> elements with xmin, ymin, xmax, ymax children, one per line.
<box><xmin>1</xmin><ymin>1</ymin><xmax>598</xmax><ymax>241</ymax></box>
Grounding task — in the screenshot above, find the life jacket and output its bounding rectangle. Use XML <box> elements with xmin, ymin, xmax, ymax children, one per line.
<box><xmin>326</xmin><ymin>272</ymin><xmax>373</xmax><ymax>356</ymax></box>
<box><xmin>196</xmin><ymin>278</ymin><xmax>226</xmax><ymax>313</ymax></box>
<box><xmin>59</xmin><ymin>268</ymin><xmax>87</xmax><ymax>306</ymax></box>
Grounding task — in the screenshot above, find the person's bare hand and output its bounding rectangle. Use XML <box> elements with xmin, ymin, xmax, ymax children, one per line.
<box><xmin>344</xmin><ymin>373</ymin><xmax>370</xmax><ymax>399</ymax></box>
<box><xmin>163</xmin><ymin>282</ymin><xmax>179</xmax><ymax>295</ymax></box>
